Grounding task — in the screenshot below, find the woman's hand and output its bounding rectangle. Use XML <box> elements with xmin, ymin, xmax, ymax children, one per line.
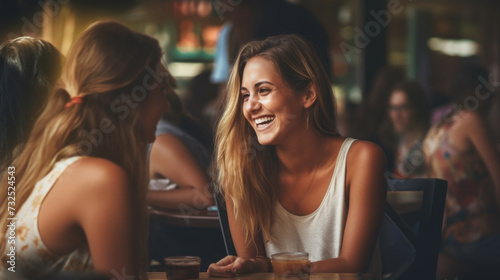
<box><xmin>207</xmin><ymin>255</ymin><xmax>256</xmax><ymax>277</ymax></box>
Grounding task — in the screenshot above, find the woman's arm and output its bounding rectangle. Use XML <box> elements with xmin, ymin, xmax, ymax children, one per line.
<box><xmin>71</xmin><ymin>158</ymin><xmax>139</xmax><ymax>277</ymax></box>
<box><xmin>312</xmin><ymin>141</ymin><xmax>387</xmax><ymax>273</ymax></box>
<box><xmin>148</xmin><ymin>133</ymin><xmax>214</xmax><ymax>209</ymax></box>
<box><xmin>36</xmin><ymin>157</ymin><xmax>150</xmax><ymax>279</ymax></box>
<box><xmin>208</xmin><ymin>198</ymin><xmax>269</xmax><ymax>276</ymax></box>
<box><xmin>463</xmin><ymin>112</ymin><xmax>500</xmax><ymax>206</ymax></box>
<box><xmin>38</xmin><ymin>158</ymin><xmax>139</xmax><ymax>277</ymax></box>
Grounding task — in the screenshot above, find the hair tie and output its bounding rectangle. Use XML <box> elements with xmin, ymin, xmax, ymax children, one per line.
<box><xmin>65</xmin><ymin>96</ymin><xmax>83</xmax><ymax>108</ymax></box>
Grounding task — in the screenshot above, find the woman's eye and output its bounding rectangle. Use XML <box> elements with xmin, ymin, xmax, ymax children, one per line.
<box><xmin>259</xmin><ymin>88</ymin><xmax>270</xmax><ymax>94</ymax></box>
<box><xmin>241</xmin><ymin>93</ymin><xmax>249</xmax><ymax>101</ymax></box>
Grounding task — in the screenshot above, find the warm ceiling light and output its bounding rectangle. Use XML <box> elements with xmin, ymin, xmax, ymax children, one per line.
<box><xmin>428</xmin><ymin>37</ymin><xmax>479</xmax><ymax>57</ymax></box>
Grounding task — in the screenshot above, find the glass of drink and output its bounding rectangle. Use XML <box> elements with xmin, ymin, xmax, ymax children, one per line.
<box><xmin>272</xmin><ymin>252</ymin><xmax>310</xmax><ymax>278</ymax></box>
<box><xmin>165</xmin><ymin>256</ymin><xmax>201</xmax><ymax>280</ymax></box>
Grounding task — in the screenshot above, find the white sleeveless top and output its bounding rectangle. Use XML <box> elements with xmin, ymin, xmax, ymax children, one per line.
<box><xmin>1</xmin><ymin>157</ymin><xmax>93</xmax><ymax>279</ymax></box>
<box><xmin>265</xmin><ymin>138</ymin><xmax>381</xmax><ymax>278</ymax></box>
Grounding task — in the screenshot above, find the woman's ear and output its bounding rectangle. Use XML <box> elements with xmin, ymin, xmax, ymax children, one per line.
<box><xmin>303</xmin><ymin>83</ymin><xmax>318</xmax><ymax>109</ymax></box>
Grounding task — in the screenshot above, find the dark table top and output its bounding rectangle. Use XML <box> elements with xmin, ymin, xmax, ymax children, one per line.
<box><xmin>148</xmin><ymin>272</ymin><xmax>371</xmax><ymax>279</ymax></box>
<box><xmin>149</xmin><ymin>206</ymin><xmax>220</xmax><ymax>228</ymax></box>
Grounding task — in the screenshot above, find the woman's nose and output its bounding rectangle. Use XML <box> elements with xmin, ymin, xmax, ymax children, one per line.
<box><xmin>245</xmin><ymin>94</ymin><xmax>261</xmax><ymax>112</ymax></box>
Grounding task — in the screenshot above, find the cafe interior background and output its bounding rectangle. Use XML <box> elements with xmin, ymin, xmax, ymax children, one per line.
<box><xmin>1</xmin><ymin>0</ymin><xmax>499</xmax><ymax>122</ymax></box>
<box><xmin>1</xmin><ymin>0</ymin><xmax>500</xmax><ymax>271</ymax></box>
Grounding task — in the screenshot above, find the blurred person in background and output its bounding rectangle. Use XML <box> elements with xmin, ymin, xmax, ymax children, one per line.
<box><xmin>380</xmin><ymin>81</ymin><xmax>430</xmax><ymax>178</ymax></box>
<box><xmin>147</xmin><ymin>82</ymin><xmax>222</xmax><ymax>271</ymax></box>
<box><xmin>0</xmin><ymin>21</ymin><xmax>170</xmax><ymax>279</ymax></box>
<box><xmin>212</xmin><ymin>0</ymin><xmax>331</xmax><ymax>85</ymax></box>
<box><xmin>147</xmin><ymin>78</ymin><xmax>214</xmax><ymax>209</ymax></box>
<box><xmin>424</xmin><ymin>63</ymin><xmax>500</xmax><ymax>279</ymax></box>
<box><xmin>0</xmin><ymin>37</ymin><xmax>63</xmax><ymax>175</ymax></box>
<box><xmin>351</xmin><ymin>66</ymin><xmax>406</xmax><ymax>171</ymax></box>
<box><xmin>182</xmin><ymin>69</ymin><xmax>219</xmax><ymax>138</ymax></box>
<box><xmin>158</xmin><ymin>72</ymin><xmax>213</xmax><ymax>153</ymax></box>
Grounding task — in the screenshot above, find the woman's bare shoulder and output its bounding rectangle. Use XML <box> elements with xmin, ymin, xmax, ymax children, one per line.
<box><xmin>348</xmin><ymin>139</ymin><xmax>387</xmax><ymax>165</ymax></box>
<box><xmin>61</xmin><ymin>157</ymin><xmax>129</xmax><ymax>196</ymax></box>
<box><xmin>457</xmin><ymin>110</ymin><xmax>485</xmax><ymax>125</ymax></box>
<box><xmin>43</xmin><ymin>157</ymin><xmax>131</xmax><ymax>228</ymax></box>
<box><xmin>345</xmin><ymin>140</ymin><xmax>387</xmax><ymax>193</ymax></box>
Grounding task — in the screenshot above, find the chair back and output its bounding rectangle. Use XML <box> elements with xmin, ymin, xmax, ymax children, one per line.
<box><xmin>381</xmin><ymin>178</ymin><xmax>447</xmax><ymax>280</ymax></box>
<box><xmin>214</xmin><ymin>192</ymin><xmax>237</xmax><ymax>256</ymax></box>
<box><xmin>379</xmin><ymin>206</ymin><xmax>416</xmax><ymax>279</ymax></box>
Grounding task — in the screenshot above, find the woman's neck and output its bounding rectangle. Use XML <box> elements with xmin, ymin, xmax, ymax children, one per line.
<box><xmin>400</xmin><ymin>125</ymin><xmax>426</xmax><ymax>146</ymax></box>
<box><xmin>275</xmin><ymin>129</ymin><xmax>335</xmax><ymax>175</ymax></box>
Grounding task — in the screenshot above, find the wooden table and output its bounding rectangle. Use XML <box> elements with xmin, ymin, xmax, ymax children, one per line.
<box><xmin>148</xmin><ymin>272</ymin><xmax>371</xmax><ymax>279</ymax></box>
<box><xmin>149</xmin><ymin>207</ymin><xmax>220</xmax><ymax>228</ymax></box>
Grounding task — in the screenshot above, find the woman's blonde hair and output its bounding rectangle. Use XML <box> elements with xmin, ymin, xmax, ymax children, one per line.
<box><xmin>215</xmin><ymin>34</ymin><xmax>338</xmax><ymax>246</ymax></box>
<box><xmin>0</xmin><ymin>21</ymin><xmax>164</xmax><ymax>276</ymax></box>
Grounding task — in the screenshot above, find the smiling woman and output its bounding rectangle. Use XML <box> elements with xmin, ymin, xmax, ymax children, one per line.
<box><xmin>241</xmin><ymin>56</ymin><xmax>307</xmax><ymax>145</ymax></box>
<box><xmin>209</xmin><ymin>34</ymin><xmax>387</xmax><ymax>279</ymax></box>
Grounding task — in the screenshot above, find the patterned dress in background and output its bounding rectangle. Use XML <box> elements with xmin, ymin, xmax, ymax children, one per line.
<box><xmin>424</xmin><ymin>118</ymin><xmax>500</xmax><ymax>245</ymax></box>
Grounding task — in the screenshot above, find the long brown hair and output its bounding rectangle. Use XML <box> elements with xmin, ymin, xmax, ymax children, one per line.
<box><xmin>0</xmin><ymin>21</ymin><xmax>165</xmax><ymax>276</ymax></box>
<box><xmin>215</xmin><ymin>34</ymin><xmax>338</xmax><ymax>246</ymax></box>
<box><xmin>0</xmin><ymin>37</ymin><xmax>63</xmax><ymax>172</ymax></box>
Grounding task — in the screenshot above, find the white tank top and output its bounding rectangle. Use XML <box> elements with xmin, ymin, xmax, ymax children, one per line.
<box><xmin>1</xmin><ymin>156</ymin><xmax>93</xmax><ymax>279</ymax></box>
<box><xmin>265</xmin><ymin>138</ymin><xmax>381</xmax><ymax>277</ymax></box>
